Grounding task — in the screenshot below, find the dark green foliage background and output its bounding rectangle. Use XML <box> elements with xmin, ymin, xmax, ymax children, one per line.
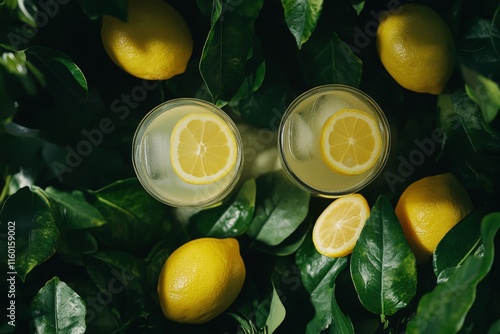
<box><xmin>1</xmin><ymin>0</ymin><xmax>500</xmax><ymax>333</ymax></box>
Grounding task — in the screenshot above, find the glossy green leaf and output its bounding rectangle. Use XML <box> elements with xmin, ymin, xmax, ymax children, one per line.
<box><xmin>350</xmin><ymin>196</ymin><xmax>417</xmax><ymax>318</ymax></box>
<box><xmin>451</xmin><ymin>89</ymin><xmax>500</xmax><ymax>153</ymax></box>
<box><xmin>188</xmin><ymin>178</ymin><xmax>256</xmax><ymax>238</ymax></box>
<box><xmin>406</xmin><ymin>213</ymin><xmax>500</xmax><ymax>334</ymax></box>
<box><xmin>247</xmin><ymin>172</ymin><xmax>310</xmax><ymax>246</ymax></box>
<box><xmin>281</xmin><ymin>0</ymin><xmax>323</xmax><ymax>48</ymax></box>
<box><xmin>299</xmin><ymin>30</ymin><xmax>362</xmax><ymax>87</ymax></box>
<box><xmin>89</xmin><ymin>178</ymin><xmax>172</xmax><ymax>251</ymax></box>
<box><xmin>0</xmin><ymin>187</ymin><xmax>59</xmax><ymax>281</ymax></box>
<box><xmin>25</xmin><ymin>46</ymin><xmax>88</xmax><ymax>100</ymax></box>
<box><xmin>4</xmin><ymin>0</ymin><xmax>38</xmax><ymax>27</ymax></box>
<box><xmin>44</xmin><ymin>187</ymin><xmax>106</xmax><ymax>230</ymax></box>
<box><xmin>266</xmin><ymin>272</ymin><xmax>287</xmax><ymax>333</ymax></box>
<box><xmin>31</xmin><ymin>277</ymin><xmax>86</xmax><ymax>334</ymax></box>
<box><xmin>462</xmin><ymin>65</ymin><xmax>500</xmax><ymax>123</ymax></box>
<box><xmin>433</xmin><ymin>210</ymin><xmax>483</xmax><ymax>281</ymax></box>
<box><xmin>296</xmin><ymin>234</ymin><xmax>348</xmax><ymax>332</ymax></box>
<box><xmin>329</xmin><ymin>285</ymin><xmax>355</xmax><ymax>334</ymax></box>
<box><xmin>199</xmin><ymin>0</ymin><xmax>264</xmax><ymax>104</ymax></box>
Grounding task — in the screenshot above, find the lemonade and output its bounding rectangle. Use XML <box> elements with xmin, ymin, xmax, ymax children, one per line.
<box><xmin>132</xmin><ymin>99</ymin><xmax>243</xmax><ymax>207</ymax></box>
<box><xmin>278</xmin><ymin>85</ymin><xmax>390</xmax><ymax>197</ymax></box>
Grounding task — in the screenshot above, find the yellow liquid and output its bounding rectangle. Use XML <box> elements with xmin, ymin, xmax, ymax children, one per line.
<box><xmin>280</xmin><ymin>87</ymin><xmax>389</xmax><ymax>196</ymax></box>
<box><xmin>133</xmin><ymin>101</ymin><xmax>242</xmax><ymax>207</ymax></box>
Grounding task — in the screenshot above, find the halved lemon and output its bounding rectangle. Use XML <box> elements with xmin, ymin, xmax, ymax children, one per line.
<box><xmin>320</xmin><ymin>108</ymin><xmax>382</xmax><ymax>175</ymax></box>
<box><xmin>170</xmin><ymin>113</ymin><xmax>238</xmax><ymax>185</ymax></box>
<box><xmin>312</xmin><ymin>193</ymin><xmax>370</xmax><ymax>257</ymax></box>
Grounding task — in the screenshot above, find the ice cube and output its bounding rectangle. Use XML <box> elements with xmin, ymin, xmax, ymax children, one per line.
<box><xmin>306</xmin><ymin>93</ymin><xmax>351</xmax><ymax>134</ymax></box>
<box><xmin>288</xmin><ymin>113</ymin><xmax>315</xmax><ymax>161</ymax></box>
<box><xmin>143</xmin><ymin>132</ymin><xmax>168</xmax><ymax>180</ymax></box>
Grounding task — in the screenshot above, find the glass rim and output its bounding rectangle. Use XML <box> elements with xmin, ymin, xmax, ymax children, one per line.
<box><xmin>131</xmin><ymin>98</ymin><xmax>243</xmax><ymax>208</ymax></box>
<box><xmin>278</xmin><ymin>84</ymin><xmax>391</xmax><ymax>197</ymax></box>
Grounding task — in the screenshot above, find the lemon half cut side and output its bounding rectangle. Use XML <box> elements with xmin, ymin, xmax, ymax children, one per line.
<box><xmin>312</xmin><ymin>193</ymin><xmax>370</xmax><ymax>258</ymax></box>
<box><xmin>170</xmin><ymin>113</ymin><xmax>238</xmax><ymax>185</ymax></box>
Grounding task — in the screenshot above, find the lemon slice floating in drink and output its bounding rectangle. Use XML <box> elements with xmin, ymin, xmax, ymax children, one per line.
<box><xmin>320</xmin><ymin>108</ymin><xmax>382</xmax><ymax>175</ymax></box>
<box><xmin>312</xmin><ymin>193</ymin><xmax>370</xmax><ymax>257</ymax></box>
<box><xmin>170</xmin><ymin>113</ymin><xmax>237</xmax><ymax>185</ymax></box>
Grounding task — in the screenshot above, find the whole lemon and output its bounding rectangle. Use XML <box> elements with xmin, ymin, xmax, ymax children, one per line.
<box><xmin>157</xmin><ymin>237</ymin><xmax>246</xmax><ymax>324</ymax></box>
<box><xmin>101</xmin><ymin>0</ymin><xmax>193</xmax><ymax>80</ymax></box>
<box><xmin>376</xmin><ymin>4</ymin><xmax>455</xmax><ymax>95</ymax></box>
<box><xmin>395</xmin><ymin>173</ymin><xmax>474</xmax><ymax>265</ymax></box>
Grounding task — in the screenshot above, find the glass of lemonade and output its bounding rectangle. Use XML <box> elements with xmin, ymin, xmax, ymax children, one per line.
<box><xmin>278</xmin><ymin>84</ymin><xmax>391</xmax><ymax>197</ymax></box>
<box><xmin>132</xmin><ymin>98</ymin><xmax>243</xmax><ymax>207</ymax></box>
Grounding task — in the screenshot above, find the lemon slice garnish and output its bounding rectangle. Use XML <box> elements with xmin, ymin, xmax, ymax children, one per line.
<box><xmin>170</xmin><ymin>113</ymin><xmax>237</xmax><ymax>185</ymax></box>
<box><xmin>320</xmin><ymin>108</ymin><xmax>382</xmax><ymax>175</ymax></box>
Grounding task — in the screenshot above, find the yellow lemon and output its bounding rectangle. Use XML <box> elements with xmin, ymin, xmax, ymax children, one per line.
<box><xmin>170</xmin><ymin>113</ymin><xmax>238</xmax><ymax>185</ymax></box>
<box><xmin>101</xmin><ymin>0</ymin><xmax>193</xmax><ymax>80</ymax></box>
<box><xmin>313</xmin><ymin>193</ymin><xmax>370</xmax><ymax>257</ymax></box>
<box><xmin>157</xmin><ymin>238</ymin><xmax>246</xmax><ymax>324</ymax></box>
<box><xmin>395</xmin><ymin>173</ymin><xmax>474</xmax><ymax>265</ymax></box>
<box><xmin>320</xmin><ymin>109</ymin><xmax>382</xmax><ymax>175</ymax></box>
<box><xmin>376</xmin><ymin>3</ymin><xmax>455</xmax><ymax>94</ymax></box>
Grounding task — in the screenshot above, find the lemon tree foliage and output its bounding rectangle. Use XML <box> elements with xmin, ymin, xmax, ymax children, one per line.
<box><xmin>1</xmin><ymin>0</ymin><xmax>500</xmax><ymax>333</ymax></box>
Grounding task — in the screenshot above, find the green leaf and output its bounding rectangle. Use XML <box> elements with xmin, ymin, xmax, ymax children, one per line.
<box><xmin>25</xmin><ymin>46</ymin><xmax>88</xmax><ymax>100</ymax></box>
<box><xmin>31</xmin><ymin>277</ymin><xmax>86</xmax><ymax>334</ymax></box>
<box><xmin>77</xmin><ymin>0</ymin><xmax>128</xmax><ymax>21</ymax></box>
<box><xmin>329</xmin><ymin>285</ymin><xmax>355</xmax><ymax>334</ymax></box>
<box><xmin>247</xmin><ymin>172</ymin><xmax>310</xmax><ymax>246</ymax></box>
<box><xmin>465</xmin><ymin>154</ymin><xmax>500</xmax><ymax>193</ymax></box>
<box><xmin>492</xmin><ymin>6</ymin><xmax>500</xmax><ymax>56</ymax></box>
<box><xmin>5</xmin><ymin>0</ymin><xmax>38</xmax><ymax>27</ymax></box>
<box><xmin>349</xmin><ymin>0</ymin><xmax>365</xmax><ymax>16</ymax></box>
<box><xmin>488</xmin><ymin>318</ymin><xmax>500</xmax><ymax>334</ymax></box>
<box><xmin>266</xmin><ymin>272</ymin><xmax>287</xmax><ymax>333</ymax></box>
<box><xmin>296</xmin><ymin>234</ymin><xmax>348</xmax><ymax>332</ymax></box>
<box><xmin>350</xmin><ymin>196</ymin><xmax>417</xmax><ymax>318</ymax></box>
<box><xmin>462</xmin><ymin>65</ymin><xmax>500</xmax><ymax>123</ymax></box>
<box><xmin>299</xmin><ymin>30</ymin><xmax>362</xmax><ymax>87</ymax></box>
<box><xmin>281</xmin><ymin>0</ymin><xmax>323</xmax><ymax>48</ymax></box>
<box><xmin>0</xmin><ymin>187</ymin><xmax>59</xmax><ymax>281</ymax></box>
<box><xmin>90</xmin><ymin>250</ymin><xmax>146</xmax><ymax>282</ymax></box>
<box><xmin>234</xmin><ymin>60</ymin><xmax>292</xmax><ymax>129</ymax></box>
<box><xmin>0</xmin><ymin>47</ymin><xmax>44</xmax><ymax>95</ymax></box>
<box><xmin>44</xmin><ymin>187</ymin><xmax>106</xmax><ymax>230</ymax></box>
<box><xmin>89</xmin><ymin>178</ymin><xmax>172</xmax><ymax>251</ymax></box>
<box><xmin>58</xmin><ymin>230</ymin><xmax>98</xmax><ymax>257</ymax></box>
<box><xmin>406</xmin><ymin>212</ymin><xmax>500</xmax><ymax>334</ymax></box>
<box><xmin>433</xmin><ymin>210</ymin><xmax>483</xmax><ymax>282</ymax></box>
<box><xmin>451</xmin><ymin>89</ymin><xmax>500</xmax><ymax>153</ymax></box>
<box><xmin>199</xmin><ymin>0</ymin><xmax>264</xmax><ymax>104</ymax></box>
<box><xmin>188</xmin><ymin>178</ymin><xmax>256</xmax><ymax>238</ymax></box>
<box><xmin>145</xmin><ymin>240</ymin><xmax>170</xmax><ymax>292</ymax></box>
